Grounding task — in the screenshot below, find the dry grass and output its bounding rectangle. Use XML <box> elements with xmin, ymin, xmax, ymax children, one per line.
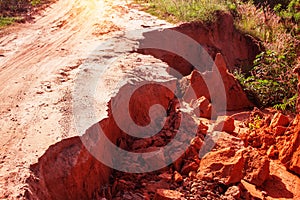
<box><xmin>135</xmin><ymin>0</ymin><xmax>230</xmax><ymax>23</ymax></box>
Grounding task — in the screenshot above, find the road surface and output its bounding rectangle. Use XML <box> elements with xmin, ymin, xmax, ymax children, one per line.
<box><xmin>0</xmin><ymin>0</ymin><xmax>170</xmax><ymax>198</ymax></box>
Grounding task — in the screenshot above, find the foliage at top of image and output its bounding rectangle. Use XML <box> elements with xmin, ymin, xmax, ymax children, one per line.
<box><xmin>0</xmin><ymin>0</ymin><xmax>38</xmax><ymax>14</ymax></box>
<box><xmin>274</xmin><ymin>0</ymin><xmax>300</xmax><ymax>32</ymax></box>
<box><xmin>0</xmin><ymin>0</ymin><xmax>52</xmax><ymax>28</ymax></box>
<box><xmin>135</xmin><ymin>0</ymin><xmax>236</xmax><ymax>23</ymax></box>
<box><xmin>247</xmin><ymin>0</ymin><xmax>295</xmax><ymax>8</ymax></box>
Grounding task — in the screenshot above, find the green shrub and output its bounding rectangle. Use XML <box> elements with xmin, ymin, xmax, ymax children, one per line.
<box><xmin>235</xmin><ymin>47</ymin><xmax>298</xmax><ymax>111</ymax></box>
<box><xmin>274</xmin><ymin>0</ymin><xmax>300</xmax><ymax>34</ymax></box>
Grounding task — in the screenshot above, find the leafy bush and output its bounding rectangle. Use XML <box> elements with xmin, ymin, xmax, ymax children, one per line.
<box><xmin>235</xmin><ymin>47</ymin><xmax>298</xmax><ymax>111</ymax></box>
<box><xmin>274</xmin><ymin>0</ymin><xmax>300</xmax><ymax>34</ymax></box>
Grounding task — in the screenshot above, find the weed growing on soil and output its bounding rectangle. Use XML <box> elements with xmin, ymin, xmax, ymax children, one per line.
<box><xmin>0</xmin><ymin>17</ymin><xmax>19</xmax><ymax>28</ymax></box>
<box><xmin>248</xmin><ymin>114</ymin><xmax>262</xmax><ymax>130</ymax></box>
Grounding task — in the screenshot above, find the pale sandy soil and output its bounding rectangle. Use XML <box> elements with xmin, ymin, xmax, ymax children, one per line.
<box><xmin>0</xmin><ymin>0</ymin><xmax>171</xmax><ymax>198</ymax></box>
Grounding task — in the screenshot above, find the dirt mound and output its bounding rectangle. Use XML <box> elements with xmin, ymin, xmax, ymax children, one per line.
<box><xmin>25</xmin><ymin>136</ymin><xmax>110</xmax><ymax>200</ymax></box>
<box><xmin>26</xmin><ymin>78</ymin><xmax>180</xmax><ymax>199</ymax></box>
<box><xmin>183</xmin><ymin>53</ymin><xmax>253</xmax><ymax>111</ymax></box>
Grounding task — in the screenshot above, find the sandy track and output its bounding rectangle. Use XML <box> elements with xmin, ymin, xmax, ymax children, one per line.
<box><xmin>0</xmin><ymin>0</ymin><xmax>171</xmax><ymax>198</ymax></box>
<box><xmin>0</xmin><ymin>0</ymin><xmax>107</xmax><ymax>198</ymax></box>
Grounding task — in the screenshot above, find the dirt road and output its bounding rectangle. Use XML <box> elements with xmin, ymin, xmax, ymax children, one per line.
<box><xmin>0</xmin><ymin>0</ymin><xmax>171</xmax><ymax>198</ymax></box>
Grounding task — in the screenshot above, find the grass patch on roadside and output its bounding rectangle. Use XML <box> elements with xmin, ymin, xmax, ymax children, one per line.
<box><xmin>0</xmin><ymin>17</ymin><xmax>19</xmax><ymax>28</ymax></box>
<box><xmin>0</xmin><ymin>0</ymin><xmax>54</xmax><ymax>28</ymax></box>
<box><xmin>135</xmin><ymin>0</ymin><xmax>235</xmax><ymax>23</ymax></box>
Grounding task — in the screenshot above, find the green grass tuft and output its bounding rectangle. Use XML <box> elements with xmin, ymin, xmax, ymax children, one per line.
<box><xmin>0</xmin><ymin>17</ymin><xmax>18</xmax><ymax>28</ymax></box>
<box><xmin>135</xmin><ymin>0</ymin><xmax>230</xmax><ymax>23</ymax></box>
<box><xmin>31</xmin><ymin>0</ymin><xmax>42</xmax><ymax>6</ymax></box>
